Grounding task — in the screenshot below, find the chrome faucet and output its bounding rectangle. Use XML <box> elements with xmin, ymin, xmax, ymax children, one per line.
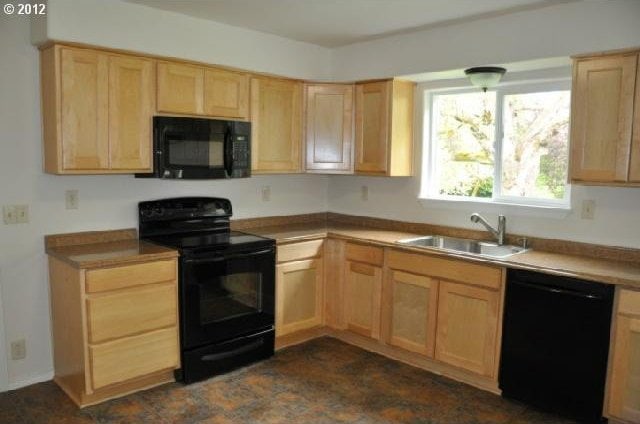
<box><xmin>470</xmin><ymin>213</ymin><xmax>506</xmax><ymax>245</ymax></box>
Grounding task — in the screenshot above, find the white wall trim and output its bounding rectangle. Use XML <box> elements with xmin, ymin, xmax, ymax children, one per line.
<box><xmin>8</xmin><ymin>371</ymin><xmax>53</xmax><ymax>391</ymax></box>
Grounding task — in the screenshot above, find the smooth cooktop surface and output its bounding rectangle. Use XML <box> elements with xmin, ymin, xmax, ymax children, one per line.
<box><xmin>145</xmin><ymin>230</ymin><xmax>274</xmax><ymax>252</ymax></box>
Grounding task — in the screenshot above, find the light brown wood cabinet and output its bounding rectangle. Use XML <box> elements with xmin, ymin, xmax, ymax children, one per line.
<box><xmin>355</xmin><ymin>79</ymin><xmax>415</xmax><ymax>176</ymax></box>
<box><xmin>570</xmin><ymin>50</ymin><xmax>640</xmax><ymax>185</ymax></box>
<box><xmin>275</xmin><ymin>240</ymin><xmax>324</xmax><ymax>337</ymax></box>
<box><xmin>304</xmin><ymin>84</ymin><xmax>354</xmax><ymax>173</ymax></box>
<box><xmin>48</xmin><ymin>256</ymin><xmax>180</xmax><ymax>407</ymax></box>
<box><xmin>607</xmin><ymin>288</ymin><xmax>640</xmax><ymax>422</ymax></box>
<box><xmin>41</xmin><ymin>45</ymin><xmax>154</xmax><ymax>174</ymax></box>
<box><xmin>385</xmin><ymin>249</ymin><xmax>503</xmax><ymax>379</ymax></box>
<box><xmin>384</xmin><ymin>269</ymin><xmax>438</xmax><ymax>357</ymax></box>
<box><xmin>251</xmin><ymin>76</ymin><xmax>303</xmax><ymax>173</ymax></box>
<box><xmin>435</xmin><ymin>281</ymin><xmax>500</xmax><ymax>378</ymax></box>
<box><xmin>157</xmin><ymin>61</ymin><xmax>249</xmax><ymax>120</ymax></box>
<box><xmin>344</xmin><ymin>243</ymin><xmax>383</xmax><ymax>339</ymax></box>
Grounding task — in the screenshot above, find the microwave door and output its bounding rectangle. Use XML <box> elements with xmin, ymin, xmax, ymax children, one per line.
<box><xmin>163</xmin><ymin>130</ymin><xmax>226</xmax><ymax>179</ymax></box>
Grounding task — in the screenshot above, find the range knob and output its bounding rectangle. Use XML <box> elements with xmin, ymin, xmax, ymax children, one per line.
<box><xmin>152</xmin><ymin>207</ymin><xmax>164</xmax><ymax>217</ymax></box>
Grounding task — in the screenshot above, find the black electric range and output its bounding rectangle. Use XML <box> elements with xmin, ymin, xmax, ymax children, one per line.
<box><xmin>139</xmin><ymin>197</ymin><xmax>275</xmax><ymax>383</ymax></box>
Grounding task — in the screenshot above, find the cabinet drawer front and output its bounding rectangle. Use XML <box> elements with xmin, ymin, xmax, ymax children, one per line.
<box><xmin>619</xmin><ymin>288</ymin><xmax>640</xmax><ymax>316</ymax></box>
<box><xmin>277</xmin><ymin>239</ymin><xmax>323</xmax><ymax>263</ymax></box>
<box><xmin>87</xmin><ymin>282</ymin><xmax>177</xmax><ymax>343</ymax></box>
<box><xmin>90</xmin><ymin>327</ymin><xmax>179</xmax><ymax>390</ymax></box>
<box><xmin>85</xmin><ymin>260</ymin><xmax>176</xmax><ymax>293</ymax></box>
<box><xmin>345</xmin><ymin>243</ymin><xmax>383</xmax><ymax>266</ymax></box>
<box><xmin>387</xmin><ymin>249</ymin><xmax>502</xmax><ymax>290</ymax></box>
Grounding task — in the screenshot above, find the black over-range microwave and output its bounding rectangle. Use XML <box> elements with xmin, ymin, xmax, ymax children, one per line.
<box><xmin>136</xmin><ymin>117</ymin><xmax>251</xmax><ymax>179</ymax></box>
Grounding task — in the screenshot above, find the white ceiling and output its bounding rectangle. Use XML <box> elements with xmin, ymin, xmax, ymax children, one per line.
<box><xmin>125</xmin><ymin>0</ymin><xmax>570</xmax><ymax>48</ymax></box>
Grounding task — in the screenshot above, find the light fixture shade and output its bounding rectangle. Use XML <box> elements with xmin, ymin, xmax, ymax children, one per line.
<box><xmin>464</xmin><ymin>66</ymin><xmax>506</xmax><ymax>91</ymax></box>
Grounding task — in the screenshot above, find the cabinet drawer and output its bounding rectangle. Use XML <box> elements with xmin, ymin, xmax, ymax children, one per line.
<box><xmin>85</xmin><ymin>260</ymin><xmax>176</xmax><ymax>293</ymax></box>
<box><xmin>619</xmin><ymin>288</ymin><xmax>640</xmax><ymax>315</ymax></box>
<box><xmin>86</xmin><ymin>282</ymin><xmax>177</xmax><ymax>343</ymax></box>
<box><xmin>345</xmin><ymin>243</ymin><xmax>383</xmax><ymax>266</ymax></box>
<box><xmin>387</xmin><ymin>249</ymin><xmax>502</xmax><ymax>290</ymax></box>
<box><xmin>89</xmin><ymin>327</ymin><xmax>179</xmax><ymax>390</ymax></box>
<box><xmin>277</xmin><ymin>239</ymin><xmax>323</xmax><ymax>263</ymax></box>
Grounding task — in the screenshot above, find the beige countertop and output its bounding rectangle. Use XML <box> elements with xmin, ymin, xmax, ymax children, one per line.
<box><xmin>247</xmin><ymin>223</ymin><xmax>640</xmax><ymax>289</ymax></box>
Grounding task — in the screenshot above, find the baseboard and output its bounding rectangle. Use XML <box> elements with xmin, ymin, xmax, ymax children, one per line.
<box><xmin>7</xmin><ymin>370</ymin><xmax>54</xmax><ymax>391</ymax></box>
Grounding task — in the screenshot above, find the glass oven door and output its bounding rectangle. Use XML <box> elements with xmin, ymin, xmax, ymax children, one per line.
<box><xmin>181</xmin><ymin>246</ymin><xmax>275</xmax><ymax>348</ymax></box>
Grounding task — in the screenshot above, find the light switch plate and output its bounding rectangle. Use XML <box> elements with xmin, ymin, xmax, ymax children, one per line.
<box><xmin>261</xmin><ymin>186</ymin><xmax>271</xmax><ymax>202</ymax></box>
<box><xmin>3</xmin><ymin>206</ymin><xmax>17</xmax><ymax>224</ymax></box>
<box><xmin>15</xmin><ymin>205</ymin><xmax>29</xmax><ymax>223</ymax></box>
<box><xmin>65</xmin><ymin>190</ymin><xmax>79</xmax><ymax>210</ymax></box>
<box><xmin>581</xmin><ymin>200</ymin><xmax>595</xmax><ymax>220</ymax></box>
<box><xmin>11</xmin><ymin>339</ymin><xmax>26</xmax><ymax>360</ymax></box>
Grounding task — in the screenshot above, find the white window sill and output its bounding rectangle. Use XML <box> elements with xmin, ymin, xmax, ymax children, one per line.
<box><xmin>418</xmin><ymin>196</ymin><xmax>572</xmax><ymax>219</ymax></box>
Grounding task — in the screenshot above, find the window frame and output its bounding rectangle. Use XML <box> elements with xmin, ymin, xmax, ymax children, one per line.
<box><xmin>423</xmin><ymin>79</ymin><xmax>572</xmax><ymax>209</ymax></box>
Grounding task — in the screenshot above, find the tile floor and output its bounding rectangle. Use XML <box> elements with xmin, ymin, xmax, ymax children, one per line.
<box><xmin>0</xmin><ymin>337</ymin><xmax>577</xmax><ymax>423</ymax></box>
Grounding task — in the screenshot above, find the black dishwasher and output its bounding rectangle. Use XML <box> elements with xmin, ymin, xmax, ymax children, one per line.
<box><xmin>499</xmin><ymin>269</ymin><xmax>614</xmax><ymax>423</ymax></box>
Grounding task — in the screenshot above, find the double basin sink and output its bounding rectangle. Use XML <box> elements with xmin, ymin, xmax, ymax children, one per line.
<box><xmin>396</xmin><ymin>235</ymin><xmax>528</xmax><ymax>259</ymax></box>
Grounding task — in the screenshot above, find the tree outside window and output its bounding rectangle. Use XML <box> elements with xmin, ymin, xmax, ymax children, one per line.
<box><xmin>428</xmin><ymin>83</ymin><xmax>570</xmax><ymax>206</ymax></box>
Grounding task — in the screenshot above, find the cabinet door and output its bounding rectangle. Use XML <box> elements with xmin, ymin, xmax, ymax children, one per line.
<box><xmin>345</xmin><ymin>260</ymin><xmax>382</xmax><ymax>339</ymax></box>
<box><xmin>60</xmin><ymin>48</ymin><xmax>109</xmax><ymax>170</ymax></box>
<box><xmin>108</xmin><ymin>55</ymin><xmax>154</xmax><ymax>171</ymax></box>
<box><xmin>276</xmin><ymin>259</ymin><xmax>323</xmax><ymax>337</ymax></box>
<box><xmin>355</xmin><ymin>81</ymin><xmax>390</xmax><ymax>174</ymax></box>
<box><xmin>435</xmin><ymin>281</ymin><xmax>499</xmax><ymax>377</ymax></box>
<box><xmin>570</xmin><ymin>54</ymin><xmax>637</xmax><ymax>182</ymax></box>
<box><xmin>386</xmin><ymin>270</ymin><xmax>438</xmax><ymax>357</ymax></box>
<box><xmin>203</xmin><ymin>68</ymin><xmax>249</xmax><ymax>119</ymax></box>
<box><xmin>251</xmin><ymin>77</ymin><xmax>303</xmax><ymax>172</ymax></box>
<box><xmin>629</xmin><ymin>63</ymin><xmax>640</xmax><ymax>182</ymax></box>
<box><xmin>608</xmin><ymin>315</ymin><xmax>640</xmax><ymax>422</ymax></box>
<box><xmin>305</xmin><ymin>84</ymin><xmax>354</xmax><ymax>173</ymax></box>
<box><xmin>157</xmin><ymin>62</ymin><xmax>204</xmax><ymax>115</ymax></box>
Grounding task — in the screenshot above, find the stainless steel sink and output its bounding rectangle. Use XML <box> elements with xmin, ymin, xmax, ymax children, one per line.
<box><xmin>396</xmin><ymin>235</ymin><xmax>528</xmax><ymax>259</ymax></box>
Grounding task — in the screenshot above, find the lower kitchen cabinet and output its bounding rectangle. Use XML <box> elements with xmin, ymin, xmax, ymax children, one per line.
<box><xmin>275</xmin><ymin>240</ymin><xmax>324</xmax><ymax>338</ymax></box>
<box><xmin>608</xmin><ymin>288</ymin><xmax>640</xmax><ymax>423</ymax></box>
<box><xmin>344</xmin><ymin>243</ymin><xmax>383</xmax><ymax>339</ymax></box>
<box><xmin>385</xmin><ymin>249</ymin><xmax>503</xmax><ymax>380</ymax></box>
<box><xmin>276</xmin><ymin>258</ymin><xmax>324</xmax><ymax>336</ymax></box>
<box><xmin>435</xmin><ymin>281</ymin><xmax>500</xmax><ymax>378</ymax></box>
<box><xmin>384</xmin><ymin>269</ymin><xmax>438</xmax><ymax>357</ymax></box>
<box><xmin>48</xmin><ymin>256</ymin><xmax>180</xmax><ymax>407</ymax></box>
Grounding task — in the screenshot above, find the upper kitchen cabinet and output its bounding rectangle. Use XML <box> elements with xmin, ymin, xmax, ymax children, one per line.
<box><xmin>355</xmin><ymin>79</ymin><xmax>415</xmax><ymax>176</ymax></box>
<box><xmin>304</xmin><ymin>84</ymin><xmax>354</xmax><ymax>173</ymax></box>
<box><xmin>41</xmin><ymin>45</ymin><xmax>154</xmax><ymax>174</ymax></box>
<box><xmin>570</xmin><ymin>50</ymin><xmax>640</xmax><ymax>185</ymax></box>
<box><xmin>157</xmin><ymin>62</ymin><xmax>250</xmax><ymax>120</ymax></box>
<box><xmin>251</xmin><ymin>76</ymin><xmax>303</xmax><ymax>173</ymax></box>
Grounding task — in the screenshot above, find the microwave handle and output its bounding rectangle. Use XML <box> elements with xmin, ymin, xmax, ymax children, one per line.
<box><xmin>223</xmin><ymin>128</ymin><xmax>233</xmax><ymax>177</ymax></box>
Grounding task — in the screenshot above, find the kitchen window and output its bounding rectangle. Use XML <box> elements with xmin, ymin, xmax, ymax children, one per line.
<box><xmin>423</xmin><ymin>81</ymin><xmax>571</xmax><ymax>208</ymax></box>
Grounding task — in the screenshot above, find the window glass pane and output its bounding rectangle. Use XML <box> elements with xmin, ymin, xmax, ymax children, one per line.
<box><xmin>501</xmin><ymin>91</ymin><xmax>570</xmax><ymax>200</ymax></box>
<box><xmin>433</xmin><ymin>92</ymin><xmax>496</xmax><ymax>198</ymax></box>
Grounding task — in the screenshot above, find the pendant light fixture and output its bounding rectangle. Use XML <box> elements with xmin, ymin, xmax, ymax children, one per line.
<box><xmin>464</xmin><ymin>66</ymin><xmax>506</xmax><ymax>92</ymax></box>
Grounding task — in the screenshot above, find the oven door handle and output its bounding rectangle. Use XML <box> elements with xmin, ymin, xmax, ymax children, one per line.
<box><xmin>200</xmin><ymin>328</ymin><xmax>272</xmax><ymax>362</ymax></box>
<box><xmin>185</xmin><ymin>248</ymin><xmax>274</xmax><ymax>264</ymax></box>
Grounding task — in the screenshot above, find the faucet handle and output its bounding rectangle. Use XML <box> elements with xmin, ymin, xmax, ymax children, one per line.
<box><xmin>517</xmin><ymin>237</ymin><xmax>529</xmax><ymax>249</ymax></box>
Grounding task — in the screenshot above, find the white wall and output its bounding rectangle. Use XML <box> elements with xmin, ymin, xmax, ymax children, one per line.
<box><xmin>36</xmin><ymin>0</ymin><xmax>333</xmax><ymax>81</ymax></box>
<box><xmin>0</xmin><ymin>12</ymin><xmax>329</xmax><ymax>390</ymax></box>
<box><xmin>332</xmin><ymin>0</ymin><xmax>640</xmax><ymax>80</ymax></box>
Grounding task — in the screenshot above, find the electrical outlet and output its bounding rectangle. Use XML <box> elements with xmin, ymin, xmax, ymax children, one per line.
<box><xmin>15</xmin><ymin>205</ymin><xmax>29</xmax><ymax>223</ymax></box>
<box><xmin>581</xmin><ymin>200</ymin><xmax>596</xmax><ymax>220</ymax></box>
<box><xmin>65</xmin><ymin>190</ymin><xmax>79</xmax><ymax>210</ymax></box>
<box><xmin>11</xmin><ymin>339</ymin><xmax>26</xmax><ymax>360</ymax></box>
<box><xmin>3</xmin><ymin>206</ymin><xmax>17</xmax><ymax>224</ymax></box>
<box><xmin>261</xmin><ymin>186</ymin><xmax>271</xmax><ymax>202</ymax></box>
<box><xmin>361</xmin><ymin>185</ymin><xmax>369</xmax><ymax>201</ymax></box>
